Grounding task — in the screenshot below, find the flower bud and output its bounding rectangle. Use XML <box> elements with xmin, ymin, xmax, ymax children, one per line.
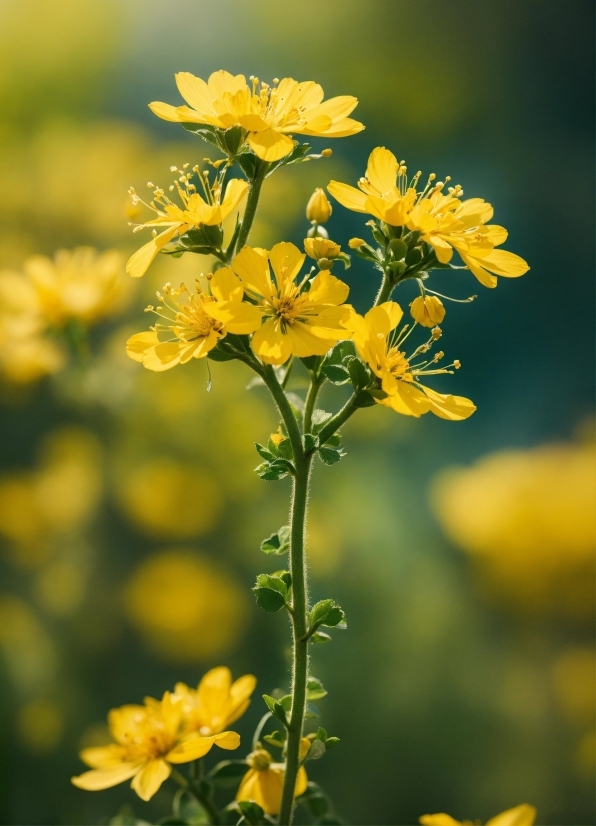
<box><xmin>410</xmin><ymin>295</ymin><xmax>446</xmax><ymax>327</ymax></box>
<box><xmin>304</xmin><ymin>237</ymin><xmax>341</xmax><ymax>261</ymax></box>
<box><xmin>247</xmin><ymin>749</ymin><xmax>273</xmax><ymax>771</ymax></box>
<box><xmin>306</xmin><ymin>188</ymin><xmax>332</xmax><ymax>223</ymax></box>
<box><xmin>348</xmin><ymin>238</ymin><xmax>365</xmax><ymax>249</ymax></box>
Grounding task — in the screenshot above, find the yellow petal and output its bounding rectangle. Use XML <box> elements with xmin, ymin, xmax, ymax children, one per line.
<box><xmin>197</xmin><ymin>665</ymin><xmax>232</xmax><ymax>720</ymax></box>
<box><xmin>212</xmin><ymin>730</ymin><xmax>241</xmax><ymax>750</ymax></box>
<box><xmin>269</xmin><ymin>242</ymin><xmax>305</xmax><ymax>286</ymax></box>
<box><xmin>327</xmin><ymin>181</ymin><xmax>369</xmax><ymax>213</ymax></box>
<box><xmin>420</xmin><ymin>385</ymin><xmax>476</xmax><ymax>421</ymax></box>
<box><xmin>71</xmin><ymin>762</ymin><xmax>142</xmax><ymax>792</ymax></box>
<box><xmin>284</xmin><ymin>321</ymin><xmax>336</xmax><ymax>357</ymax></box>
<box><xmin>210</xmin><ymin>267</ymin><xmax>243</xmax><ymax>303</ymax></box>
<box><xmin>364</xmin><ymin>303</ymin><xmax>400</xmax><ymax>336</ymax></box>
<box><xmin>248</xmin><ymin>129</ymin><xmax>295</xmax><ymax>161</ymax></box>
<box><xmin>108</xmin><ymin>705</ymin><xmax>147</xmax><ymax>745</ymax></box>
<box><xmin>483</xmin><ymin>224</ymin><xmax>508</xmax><ymax>246</ymax></box>
<box><xmin>208</xmin><ymin>70</ymin><xmax>247</xmax><ymax>98</ymax></box>
<box><xmin>477</xmin><ymin>249</ymin><xmax>529</xmax><ymax>277</ymax></box>
<box><xmin>148</xmin><ymin>101</ymin><xmax>183</xmax><ymax>122</ymax></box>
<box><xmin>308</xmin><ymin>271</ymin><xmax>349</xmax><ymax>306</ymax></box>
<box><xmin>295</xmin><ymin>765</ymin><xmax>308</xmax><ymax>797</ymax></box>
<box><xmin>457</xmin><ymin>197</ymin><xmax>494</xmax><ymax>223</ymax></box>
<box><xmin>387</xmin><ymin>382</ymin><xmax>432</xmax><ymax>417</ymax></box>
<box><xmin>175</xmin><ymin>72</ymin><xmax>216</xmax><ymax>116</ymax></box>
<box><xmin>126</xmin><ymin>226</ymin><xmax>181</xmax><ymax>278</ymax></box>
<box><xmin>237</xmin><ymin>113</ymin><xmax>270</xmax><ymax>131</ymax></box>
<box><xmin>251</xmin><ymin>317</ymin><xmax>292</xmax><ymax>365</ymax></box>
<box><xmin>301</xmin><ymin>95</ymin><xmax>358</xmax><ymax>124</ymax></box>
<box><xmin>227</xmin><ymin>674</ymin><xmax>257</xmax><ymax>723</ymax></box>
<box><xmin>428</xmin><ymin>235</ymin><xmax>454</xmax><ymax>264</ymax></box>
<box><xmin>126</xmin><ymin>331</ymin><xmax>160</xmax><ymax>363</ymax></box>
<box><xmin>220</xmin><ymin>178</ymin><xmax>249</xmax><ymax>220</ymax></box>
<box><xmin>458</xmin><ymin>251</ymin><xmax>498</xmax><ymax>288</ymax></box>
<box><xmin>314</xmin><ymin>117</ymin><xmax>364</xmax><ymax>137</ymax></box>
<box><xmin>130</xmin><ymin>759</ymin><xmax>171</xmax><ymax>802</ymax></box>
<box><xmin>232</xmin><ymin>246</ymin><xmax>274</xmax><ymax>300</ymax></box>
<box><xmin>160</xmin><ymin>691</ymin><xmax>183</xmax><ymax>739</ymax></box>
<box><xmin>486</xmin><ymin>804</ymin><xmax>537</xmax><ymax>826</ymax></box>
<box><xmin>80</xmin><ymin>745</ymin><xmax>129</xmax><ymax>769</ymax></box>
<box><xmin>167</xmin><ymin>731</ymin><xmax>240</xmax><ymax>763</ymax></box>
<box><xmin>366</xmin><ymin>147</ymin><xmax>399</xmax><ymax>195</ymax></box>
<box><xmin>209</xmin><ymin>302</ymin><xmax>262</xmax><ymax>335</ymax></box>
<box><xmin>419</xmin><ymin>814</ymin><xmax>463</xmax><ymax>826</ymax></box>
<box><xmin>142</xmin><ymin>341</ymin><xmax>182</xmax><ymax>372</ymax></box>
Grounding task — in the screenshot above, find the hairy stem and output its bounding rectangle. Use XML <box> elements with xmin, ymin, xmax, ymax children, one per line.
<box><xmin>374</xmin><ymin>270</ymin><xmax>395</xmax><ymax>306</ymax></box>
<box><xmin>234</xmin><ymin>161</ymin><xmax>269</xmax><ymax>254</ymax></box>
<box><xmin>303</xmin><ymin>375</ymin><xmax>322</xmax><ymax>434</ymax></box>
<box><xmin>315</xmin><ymin>391</ymin><xmax>360</xmax><ymax>446</ymax></box>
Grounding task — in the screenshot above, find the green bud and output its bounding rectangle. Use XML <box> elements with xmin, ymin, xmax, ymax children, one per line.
<box><xmin>389</xmin><ymin>238</ymin><xmax>408</xmax><ymax>260</ymax></box>
<box><xmin>317</xmin><ymin>257</ymin><xmax>333</xmax><ymax>270</ymax></box>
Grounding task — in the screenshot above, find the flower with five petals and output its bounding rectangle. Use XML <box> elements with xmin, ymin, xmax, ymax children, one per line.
<box><xmin>174</xmin><ymin>666</ymin><xmax>257</xmax><ymax>736</ymax></box>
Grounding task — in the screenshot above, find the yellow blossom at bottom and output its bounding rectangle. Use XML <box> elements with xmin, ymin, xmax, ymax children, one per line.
<box><xmin>236</xmin><ymin>742</ymin><xmax>309</xmax><ymax>816</ymax></box>
<box><xmin>420</xmin><ymin>803</ymin><xmax>537</xmax><ymax>826</ymax></box>
<box><xmin>71</xmin><ymin>691</ymin><xmax>240</xmax><ymax>801</ymax></box>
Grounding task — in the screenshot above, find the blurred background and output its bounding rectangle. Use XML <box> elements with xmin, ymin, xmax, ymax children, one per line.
<box><xmin>0</xmin><ymin>1</ymin><xmax>593</xmax><ymax>824</ymax></box>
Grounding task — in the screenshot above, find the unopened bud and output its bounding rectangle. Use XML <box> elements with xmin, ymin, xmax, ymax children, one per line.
<box><xmin>304</xmin><ymin>237</ymin><xmax>340</xmax><ymax>261</ymax></box>
<box><xmin>410</xmin><ymin>296</ymin><xmax>446</xmax><ymax>328</ymax></box>
<box><xmin>306</xmin><ymin>188</ymin><xmax>332</xmax><ymax>223</ymax></box>
<box><xmin>348</xmin><ymin>238</ymin><xmax>365</xmax><ymax>249</ymax></box>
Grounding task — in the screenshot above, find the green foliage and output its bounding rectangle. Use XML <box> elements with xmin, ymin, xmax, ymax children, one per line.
<box><xmin>263</xmin><ymin>729</ymin><xmax>286</xmax><ymax>748</ymax></box>
<box><xmin>254</xmin><ymin>458</ymin><xmax>294</xmax><ymax>481</ymax></box>
<box><xmin>311</xmin><ymin>630</ymin><xmax>332</xmax><ymax>644</ymax></box>
<box><xmin>318</xmin><ymin>446</ymin><xmax>345</xmax><ymax>465</ymax></box>
<box><xmin>262</xmin><ymin>694</ymin><xmax>288</xmax><ymax>726</ymax></box>
<box><xmin>311</xmin><ymin>409</ymin><xmax>333</xmax><ymax>432</ymax></box>
<box><xmin>346</xmin><ymin>357</ymin><xmax>372</xmax><ymax>390</ymax></box>
<box><xmin>236</xmin><ymin>800</ymin><xmax>269</xmax><ymax>825</ymax></box>
<box><xmin>306</xmin><ymin>676</ymin><xmax>328</xmax><ymax>701</ymax></box>
<box><xmin>260</xmin><ymin>525</ymin><xmax>290</xmax><ymax>555</ymax></box>
<box><xmin>171</xmin><ymin>790</ymin><xmax>210</xmax><ymax>825</ymax></box>
<box><xmin>321</xmin><ymin>364</ymin><xmax>350</xmax><ymax>384</ymax></box>
<box><xmin>207</xmin><ymin>760</ymin><xmax>249</xmax><ymax>786</ymax></box>
<box><xmin>309</xmin><ymin>599</ymin><xmax>347</xmax><ymax>635</ymax></box>
<box><xmin>252</xmin><ymin>572</ymin><xmax>290</xmax><ymax>612</ymax></box>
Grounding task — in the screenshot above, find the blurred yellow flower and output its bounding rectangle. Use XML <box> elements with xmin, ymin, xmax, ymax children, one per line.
<box><xmin>150</xmin><ymin>71</ymin><xmax>364</xmax><ymax>162</ymax></box>
<box><xmin>431</xmin><ymin>437</ymin><xmax>596</xmax><ymax>616</ymax></box>
<box><xmin>230</xmin><ymin>242</ymin><xmax>352</xmax><ymax>365</ymax></box>
<box><xmin>71</xmin><ymin>691</ymin><xmax>240</xmax><ymax>801</ymax></box>
<box><xmin>174</xmin><ymin>666</ymin><xmax>256</xmax><ymax>735</ymax></box>
<box><xmin>126</xmin><ymin>271</ymin><xmax>261</xmax><ymax>371</ymax></box>
<box><xmin>306</xmin><ymin>188</ymin><xmax>332</xmax><ymax>223</ymax></box>
<box><xmin>420</xmin><ymin>803</ymin><xmax>537</xmax><ymax>826</ymax></box>
<box><xmin>17</xmin><ymin>699</ymin><xmax>63</xmax><ymax>754</ymax></box>
<box><xmin>410</xmin><ymin>295</ymin><xmax>445</xmax><ymax>327</ymax></box>
<box><xmin>118</xmin><ymin>458</ymin><xmax>222</xmax><ymax>539</ymax></box>
<box><xmin>236</xmin><ymin>742</ymin><xmax>309</xmax><ymax>816</ymax></box>
<box><xmin>328</xmin><ymin>146</ymin><xmax>529</xmax><ymax>287</ymax></box>
<box><xmin>126</xmin><ymin>168</ymin><xmax>248</xmax><ymax>278</ymax></box>
<box><xmin>348</xmin><ymin>302</ymin><xmax>475</xmax><ymax>420</ymax></box>
<box><xmin>124</xmin><ymin>550</ymin><xmax>247</xmax><ymax>662</ymax></box>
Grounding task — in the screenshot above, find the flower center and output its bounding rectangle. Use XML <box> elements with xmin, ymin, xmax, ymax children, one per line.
<box><xmin>386</xmin><ymin>347</ymin><xmax>411</xmax><ymax>380</ymax></box>
<box><xmin>177</xmin><ymin>296</ymin><xmax>220</xmax><ymax>340</ymax></box>
<box><xmin>247</xmin><ymin>749</ymin><xmax>272</xmax><ymax>771</ymax></box>
<box><xmin>271</xmin><ymin>294</ymin><xmax>304</xmax><ymax>324</ymax></box>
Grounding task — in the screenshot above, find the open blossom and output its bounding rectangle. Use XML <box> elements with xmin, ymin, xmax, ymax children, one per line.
<box><xmin>126</xmin><ymin>165</ymin><xmax>248</xmax><ymax>278</ymax></box>
<box><xmin>420</xmin><ymin>803</ymin><xmax>537</xmax><ymax>826</ymax></box>
<box><xmin>174</xmin><ymin>666</ymin><xmax>257</xmax><ymax>736</ymax></box>
<box><xmin>150</xmin><ymin>71</ymin><xmax>364</xmax><ymax>162</ymax></box>
<box><xmin>126</xmin><ymin>270</ymin><xmax>261</xmax><ymax>371</ymax></box>
<box><xmin>229</xmin><ymin>242</ymin><xmax>353</xmax><ymax>365</ymax></box>
<box><xmin>71</xmin><ymin>691</ymin><xmax>240</xmax><ymax>802</ymax></box>
<box><xmin>348</xmin><ymin>302</ymin><xmax>476</xmax><ymax>420</ymax></box>
<box><xmin>328</xmin><ymin>147</ymin><xmax>529</xmax><ymax>288</ymax></box>
<box><xmin>236</xmin><ymin>741</ymin><xmax>309</xmax><ymax>816</ymax></box>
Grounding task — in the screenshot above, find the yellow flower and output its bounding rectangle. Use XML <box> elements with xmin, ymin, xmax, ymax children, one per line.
<box><xmin>149</xmin><ymin>71</ymin><xmax>364</xmax><ymax>162</ymax></box>
<box><xmin>348</xmin><ymin>237</ymin><xmax>366</xmax><ymax>249</ymax></box>
<box><xmin>348</xmin><ymin>302</ymin><xmax>475</xmax><ymax>420</ymax></box>
<box><xmin>71</xmin><ymin>691</ymin><xmax>240</xmax><ymax>801</ymax></box>
<box><xmin>236</xmin><ymin>742</ymin><xmax>309</xmax><ymax>816</ymax></box>
<box><xmin>406</xmin><ymin>190</ymin><xmax>529</xmax><ymax>288</ymax></box>
<box><xmin>419</xmin><ymin>803</ymin><xmax>537</xmax><ymax>826</ymax></box>
<box><xmin>126</xmin><ymin>270</ymin><xmax>261</xmax><ymax>372</ymax></box>
<box><xmin>304</xmin><ymin>237</ymin><xmax>341</xmax><ymax>262</ymax></box>
<box><xmin>229</xmin><ymin>242</ymin><xmax>352</xmax><ymax>365</ymax></box>
<box><xmin>410</xmin><ymin>295</ymin><xmax>445</xmax><ymax>327</ymax></box>
<box><xmin>327</xmin><ymin>147</ymin><xmax>529</xmax><ymax>288</ymax></box>
<box><xmin>174</xmin><ymin>666</ymin><xmax>256</xmax><ymax>735</ymax></box>
<box><xmin>126</xmin><ymin>166</ymin><xmax>248</xmax><ymax>278</ymax></box>
<box><xmin>23</xmin><ymin>248</ymin><xmax>130</xmax><ymax>325</ymax></box>
<box><xmin>327</xmin><ymin>147</ymin><xmax>416</xmax><ymax>225</ymax></box>
<box><xmin>306</xmin><ymin>188</ymin><xmax>332</xmax><ymax>223</ymax></box>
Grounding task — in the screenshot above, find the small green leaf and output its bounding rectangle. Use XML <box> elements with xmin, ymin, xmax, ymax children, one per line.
<box><xmin>260</xmin><ymin>526</ymin><xmax>290</xmax><ymax>555</ymax></box>
<box><xmin>207</xmin><ymin>760</ymin><xmax>249</xmax><ymax>784</ymax></box>
<box><xmin>263</xmin><ymin>729</ymin><xmax>286</xmax><ymax>748</ymax></box>
<box><xmin>181</xmin><ymin>122</ymin><xmax>221</xmax><ymax>147</ymax></box>
<box><xmin>255</xmin><ymin>443</ymin><xmax>276</xmax><ymax>461</ymax></box>
<box><xmin>236</xmin><ymin>153</ymin><xmax>257</xmax><ymax>178</ymax></box>
<box><xmin>324</xmin><ymin>737</ymin><xmax>340</xmax><ymax>750</ymax></box>
<box><xmin>262</xmin><ymin>695</ymin><xmax>288</xmax><ymax>726</ymax></box>
<box><xmin>236</xmin><ymin>799</ymin><xmax>267</xmax><ymax>825</ymax></box>
<box><xmin>318</xmin><ymin>446</ymin><xmax>344</xmax><ymax>466</ymax></box>
<box><xmin>311</xmin><ymin>409</ymin><xmax>332</xmax><ymax>433</ymax></box>
<box><xmin>276</xmin><ymin>438</ymin><xmax>293</xmax><ymax>460</ymax></box>
<box><xmin>309</xmin><ymin>599</ymin><xmax>346</xmax><ymax>631</ymax></box>
<box><xmin>306</xmin><ymin>677</ymin><xmax>328</xmax><ymax>701</ymax></box>
<box><xmin>306</xmin><ymin>739</ymin><xmax>326</xmax><ymax>760</ymax></box>
<box><xmin>252</xmin><ymin>588</ymin><xmax>285</xmax><ymax>612</ymax></box>
<box><xmin>255</xmin><ymin>459</ymin><xmax>293</xmax><ymax>481</ymax></box>
<box><xmin>324</xmin><ymin>433</ymin><xmax>341</xmax><ymax>447</ymax></box>
<box><xmin>346</xmin><ymin>357</ymin><xmax>371</xmax><ymax>390</ymax></box>
<box><xmin>303</xmin><ymin>433</ymin><xmax>318</xmax><ymax>453</ymax></box>
<box><xmin>321</xmin><ymin>364</ymin><xmax>350</xmax><ymax>384</ymax></box>
<box><xmin>405</xmin><ymin>246</ymin><xmax>423</xmax><ymax>265</ymax></box>
<box><xmin>311</xmin><ymin>631</ymin><xmax>332</xmax><ymax>644</ymax></box>
<box><xmin>207</xmin><ymin>342</ymin><xmax>238</xmax><ymax>362</ymax></box>
<box><xmin>256</xmin><ymin>574</ymin><xmax>288</xmax><ymax>596</ymax></box>
<box><xmin>278</xmin><ymin>694</ymin><xmax>293</xmax><ymax>712</ymax></box>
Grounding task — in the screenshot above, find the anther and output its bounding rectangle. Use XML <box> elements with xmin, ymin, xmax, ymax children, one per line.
<box><xmin>454</xmin><ymin>360</ymin><xmax>461</xmax><ymax>369</ymax></box>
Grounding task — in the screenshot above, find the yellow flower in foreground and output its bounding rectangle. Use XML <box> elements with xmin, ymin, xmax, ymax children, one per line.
<box><xmin>150</xmin><ymin>71</ymin><xmax>364</xmax><ymax>162</ymax></box>
<box><xmin>174</xmin><ymin>666</ymin><xmax>256</xmax><ymax>735</ymax></box>
<box><xmin>328</xmin><ymin>146</ymin><xmax>416</xmax><ymax>225</ymax></box>
<box><xmin>410</xmin><ymin>295</ymin><xmax>446</xmax><ymax>327</ymax></box>
<box><xmin>420</xmin><ymin>803</ymin><xmax>537</xmax><ymax>826</ymax></box>
<box><xmin>348</xmin><ymin>302</ymin><xmax>475</xmax><ymax>420</ymax></box>
<box><xmin>126</xmin><ymin>270</ymin><xmax>261</xmax><ymax>371</ymax></box>
<box><xmin>126</xmin><ymin>166</ymin><xmax>248</xmax><ymax>278</ymax></box>
<box><xmin>328</xmin><ymin>146</ymin><xmax>529</xmax><ymax>288</ymax></box>
<box><xmin>71</xmin><ymin>692</ymin><xmax>240</xmax><ymax>801</ymax></box>
<box><xmin>236</xmin><ymin>742</ymin><xmax>309</xmax><ymax>816</ymax></box>
<box><xmin>306</xmin><ymin>188</ymin><xmax>333</xmax><ymax>223</ymax></box>
<box><xmin>304</xmin><ymin>237</ymin><xmax>341</xmax><ymax>262</ymax></box>
<box><xmin>23</xmin><ymin>248</ymin><xmax>130</xmax><ymax>325</ymax></box>
<box><xmin>230</xmin><ymin>242</ymin><xmax>352</xmax><ymax>365</ymax></box>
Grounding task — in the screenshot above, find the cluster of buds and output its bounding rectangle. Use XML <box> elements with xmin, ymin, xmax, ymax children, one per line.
<box><xmin>304</xmin><ymin>189</ymin><xmax>350</xmax><ymax>270</ymax></box>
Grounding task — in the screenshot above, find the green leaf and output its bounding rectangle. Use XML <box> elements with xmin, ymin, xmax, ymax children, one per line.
<box><xmin>252</xmin><ymin>587</ymin><xmax>285</xmax><ymax>612</ymax></box>
<box><xmin>236</xmin><ymin>152</ymin><xmax>257</xmax><ymax>178</ymax></box>
<box><xmin>321</xmin><ymin>364</ymin><xmax>350</xmax><ymax>385</ymax></box>
<box><xmin>300</xmin><ymin>355</ymin><xmax>321</xmax><ymax>372</ymax></box>
<box><xmin>255</xmin><ymin>443</ymin><xmax>276</xmax><ymax>461</ymax></box>
<box><xmin>324</xmin><ymin>433</ymin><xmax>341</xmax><ymax>447</ymax></box>
<box><xmin>306</xmin><ymin>677</ymin><xmax>328</xmax><ymax>701</ymax></box>
<box><xmin>262</xmin><ymin>694</ymin><xmax>288</xmax><ymax>726</ymax></box>
<box><xmin>324</xmin><ymin>737</ymin><xmax>340</xmax><ymax>750</ymax></box>
<box><xmin>276</xmin><ymin>438</ymin><xmax>293</xmax><ymax>460</ymax></box>
<box><xmin>207</xmin><ymin>342</ymin><xmax>238</xmax><ymax>362</ymax></box>
<box><xmin>405</xmin><ymin>246</ymin><xmax>423</xmax><ymax>265</ymax></box>
<box><xmin>311</xmin><ymin>409</ymin><xmax>332</xmax><ymax>433</ymax></box>
<box><xmin>260</xmin><ymin>525</ymin><xmax>290</xmax><ymax>555</ymax></box>
<box><xmin>306</xmin><ymin>739</ymin><xmax>326</xmax><ymax>761</ymax></box>
<box><xmin>318</xmin><ymin>446</ymin><xmax>344</xmax><ymax>466</ymax></box>
<box><xmin>299</xmin><ymin>782</ymin><xmax>330</xmax><ymax>818</ymax></box>
<box><xmin>389</xmin><ymin>238</ymin><xmax>408</xmax><ymax>260</ymax></box>
<box><xmin>172</xmin><ymin>790</ymin><xmax>210</xmax><ymax>824</ymax></box>
<box><xmin>221</xmin><ymin>125</ymin><xmax>246</xmax><ymax>156</ymax></box>
<box><xmin>309</xmin><ymin>599</ymin><xmax>346</xmax><ymax>631</ymax></box>
<box><xmin>346</xmin><ymin>357</ymin><xmax>371</xmax><ymax>390</ymax></box>
<box><xmin>255</xmin><ymin>459</ymin><xmax>293</xmax><ymax>481</ymax></box>
<box><xmin>236</xmin><ymin>800</ymin><xmax>267</xmax><ymax>825</ymax></box>
<box><xmin>353</xmin><ymin>389</ymin><xmax>377</xmax><ymax>408</ymax></box>
<box><xmin>303</xmin><ymin>433</ymin><xmax>318</xmax><ymax>453</ymax></box>
<box><xmin>256</xmin><ymin>574</ymin><xmax>288</xmax><ymax>595</ymax></box>
<box><xmin>278</xmin><ymin>694</ymin><xmax>292</xmax><ymax>712</ymax></box>
<box><xmin>207</xmin><ymin>760</ymin><xmax>249</xmax><ymax>785</ymax></box>
<box><xmin>181</xmin><ymin>122</ymin><xmax>221</xmax><ymax>147</ymax></box>
<box><xmin>311</xmin><ymin>631</ymin><xmax>332</xmax><ymax>644</ymax></box>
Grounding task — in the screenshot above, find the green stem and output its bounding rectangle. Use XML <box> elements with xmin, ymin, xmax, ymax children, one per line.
<box><xmin>303</xmin><ymin>376</ymin><xmax>322</xmax><ymax>435</ymax></box>
<box><xmin>374</xmin><ymin>270</ymin><xmax>395</xmax><ymax>306</ymax></box>
<box><xmin>234</xmin><ymin>161</ymin><xmax>269</xmax><ymax>254</ymax></box>
<box><xmin>170</xmin><ymin>767</ymin><xmax>221</xmax><ymax>825</ymax></box>
<box><xmin>316</xmin><ymin>391</ymin><xmax>360</xmax><ymax>446</ymax></box>
<box><xmin>279</xmin><ymin>452</ymin><xmax>312</xmax><ymax>825</ymax></box>
<box><xmin>260</xmin><ymin>364</ymin><xmax>303</xmax><ymax>459</ymax></box>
